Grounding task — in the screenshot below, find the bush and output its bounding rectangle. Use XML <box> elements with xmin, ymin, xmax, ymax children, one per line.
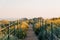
<box><xmin>15</xmin><ymin>29</ymin><xmax>27</xmax><ymax>39</ymax></box>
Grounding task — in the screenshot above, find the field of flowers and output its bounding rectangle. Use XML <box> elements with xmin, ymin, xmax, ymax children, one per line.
<box><xmin>30</xmin><ymin>17</ymin><xmax>60</xmax><ymax>40</ymax></box>
<box><xmin>0</xmin><ymin>17</ymin><xmax>60</xmax><ymax>40</ymax></box>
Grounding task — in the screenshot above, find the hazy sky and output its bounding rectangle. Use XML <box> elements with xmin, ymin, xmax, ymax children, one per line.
<box><xmin>0</xmin><ymin>0</ymin><xmax>60</xmax><ymax>19</ymax></box>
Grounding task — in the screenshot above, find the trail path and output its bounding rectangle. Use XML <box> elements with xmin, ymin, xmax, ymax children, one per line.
<box><xmin>23</xmin><ymin>24</ymin><xmax>38</xmax><ymax>40</ymax></box>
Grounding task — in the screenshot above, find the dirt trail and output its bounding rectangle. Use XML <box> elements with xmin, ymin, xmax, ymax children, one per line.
<box><xmin>23</xmin><ymin>24</ymin><xmax>38</xmax><ymax>40</ymax></box>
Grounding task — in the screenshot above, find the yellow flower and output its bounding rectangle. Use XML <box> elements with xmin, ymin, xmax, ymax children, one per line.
<box><xmin>1</xmin><ymin>19</ymin><xmax>9</xmax><ymax>24</ymax></box>
<box><xmin>21</xmin><ymin>22</ymin><xmax>29</xmax><ymax>31</ymax></box>
<box><xmin>35</xmin><ymin>22</ymin><xmax>41</xmax><ymax>29</ymax></box>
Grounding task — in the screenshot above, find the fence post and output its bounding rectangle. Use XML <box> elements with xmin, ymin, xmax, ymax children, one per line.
<box><xmin>45</xmin><ymin>20</ymin><xmax>47</xmax><ymax>38</ymax></box>
<box><xmin>42</xmin><ymin>19</ymin><xmax>43</xmax><ymax>26</ymax></box>
<box><xmin>7</xmin><ymin>24</ymin><xmax>10</xmax><ymax>40</ymax></box>
<box><xmin>17</xmin><ymin>20</ymin><xmax>20</xmax><ymax>38</ymax></box>
<box><xmin>51</xmin><ymin>22</ymin><xmax>53</xmax><ymax>40</ymax></box>
<box><xmin>14</xmin><ymin>22</ymin><xmax>16</xmax><ymax>36</ymax></box>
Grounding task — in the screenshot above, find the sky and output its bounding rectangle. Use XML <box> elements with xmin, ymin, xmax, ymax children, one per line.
<box><xmin>0</xmin><ymin>0</ymin><xmax>60</xmax><ymax>19</ymax></box>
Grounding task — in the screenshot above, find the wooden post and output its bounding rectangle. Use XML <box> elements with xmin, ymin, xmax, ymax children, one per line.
<box><xmin>45</xmin><ymin>20</ymin><xmax>47</xmax><ymax>35</ymax></box>
<box><xmin>44</xmin><ymin>20</ymin><xmax>48</xmax><ymax>40</ymax></box>
<box><xmin>14</xmin><ymin>22</ymin><xmax>16</xmax><ymax>36</ymax></box>
<box><xmin>51</xmin><ymin>22</ymin><xmax>53</xmax><ymax>40</ymax></box>
<box><xmin>7</xmin><ymin>24</ymin><xmax>10</xmax><ymax>40</ymax></box>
